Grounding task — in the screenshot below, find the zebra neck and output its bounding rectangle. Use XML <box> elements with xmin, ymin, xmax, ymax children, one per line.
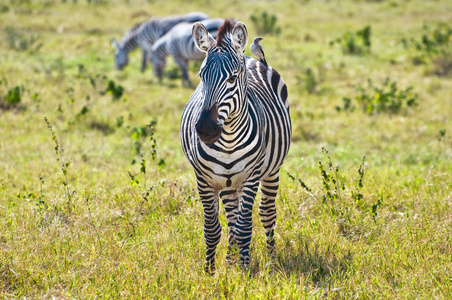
<box><xmin>120</xmin><ymin>34</ymin><xmax>139</xmax><ymax>53</ymax></box>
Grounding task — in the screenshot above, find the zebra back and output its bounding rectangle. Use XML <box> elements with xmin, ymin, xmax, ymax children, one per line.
<box><xmin>137</xmin><ymin>12</ymin><xmax>209</xmax><ymax>48</ymax></box>
<box><xmin>150</xmin><ymin>18</ymin><xmax>225</xmax><ymax>78</ymax></box>
<box><xmin>245</xmin><ymin>58</ymin><xmax>291</xmax><ymax>176</ymax></box>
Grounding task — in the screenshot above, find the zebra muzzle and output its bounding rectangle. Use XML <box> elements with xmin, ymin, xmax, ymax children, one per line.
<box><xmin>195</xmin><ymin>106</ymin><xmax>222</xmax><ymax>144</ymax></box>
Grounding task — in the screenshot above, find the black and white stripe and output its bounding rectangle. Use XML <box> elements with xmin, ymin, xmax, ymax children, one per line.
<box><xmin>180</xmin><ymin>20</ymin><xmax>291</xmax><ymax>272</ymax></box>
<box><xmin>150</xmin><ymin>18</ymin><xmax>224</xmax><ymax>87</ymax></box>
<box><xmin>112</xmin><ymin>12</ymin><xmax>209</xmax><ymax>72</ymax></box>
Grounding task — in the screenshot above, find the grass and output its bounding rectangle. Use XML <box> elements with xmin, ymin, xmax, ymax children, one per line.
<box><xmin>1</xmin><ymin>0</ymin><xmax>451</xmax><ymax>298</ymax></box>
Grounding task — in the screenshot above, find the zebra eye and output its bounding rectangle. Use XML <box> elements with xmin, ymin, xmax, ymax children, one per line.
<box><xmin>227</xmin><ymin>75</ymin><xmax>237</xmax><ymax>84</ymax></box>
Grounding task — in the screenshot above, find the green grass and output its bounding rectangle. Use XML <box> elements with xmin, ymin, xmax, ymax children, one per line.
<box><xmin>1</xmin><ymin>0</ymin><xmax>452</xmax><ymax>298</ymax></box>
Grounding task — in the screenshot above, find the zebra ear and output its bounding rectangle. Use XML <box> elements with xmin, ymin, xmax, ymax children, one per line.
<box><xmin>231</xmin><ymin>22</ymin><xmax>248</xmax><ymax>54</ymax></box>
<box><xmin>193</xmin><ymin>22</ymin><xmax>216</xmax><ymax>52</ymax></box>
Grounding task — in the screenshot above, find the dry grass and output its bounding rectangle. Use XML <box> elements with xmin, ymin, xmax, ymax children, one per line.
<box><xmin>1</xmin><ymin>0</ymin><xmax>451</xmax><ymax>298</ymax></box>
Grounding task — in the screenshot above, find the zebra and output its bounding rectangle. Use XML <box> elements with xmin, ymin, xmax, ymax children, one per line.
<box><xmin>150</xmin><ymin>18</ymin><xmax>225</xmax><ymax>87</ymax></box>
<box><xmin>112</xmin><ymin>12</ymin><xmax>209</xmax><ymax>72</ymax></box>
<box><xmin>180</xmin><ymin>20</ymin><xmax>291</xmax><ymax>273</ymax></box>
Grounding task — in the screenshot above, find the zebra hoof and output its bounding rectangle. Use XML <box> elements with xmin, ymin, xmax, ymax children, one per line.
<box><xmin>239</xmin><ymin>259</ymin><xmax>250</xmax><ymax>271</ymax></box>
<box><xmin>204</xmin><ymin>263</ymin><xmax>216</xmax><ymax>275</ymax></box>
<box><xmin>226</xmin><ymin>255</ymin><xmax>237</xmax><ymax>266</ymax></box>
<box><xmin>268</xmin><ymin>247</ymin><xmax>276</xmax><ymax>258</ymax></box>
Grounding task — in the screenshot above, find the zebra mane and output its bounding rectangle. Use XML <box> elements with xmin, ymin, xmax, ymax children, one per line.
<box><xmin>119</xmin><ymin>22</ymin><xmax>142</xmax><ymax>44</ymax></box>
<box><xmin>216</xmin><ymin>19</ymin><xmax>234</xmax><ymax>48</ymax></box>
<box><xmin>130</xmin><ymin>22</ymin><xmax>143</xmax><ymax>32</ymax></box>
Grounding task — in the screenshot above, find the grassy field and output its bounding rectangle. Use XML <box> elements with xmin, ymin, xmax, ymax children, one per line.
<box><xmin>1</xmin><ymin>0</ymin><xmax>451</xmax><ymax>298</ymax></box>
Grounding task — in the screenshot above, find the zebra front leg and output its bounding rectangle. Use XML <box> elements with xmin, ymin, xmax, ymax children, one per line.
<box><xmin>220</xmin><ymin>189</ymin><xmax>239</xmax><ymax>265</ymax></box>
<box><xmin>199</xmin><ymin>186</ymin><xmax>221</xmax><ymax>274</ymax></box>
<box><xmin>259</xmin><ymin>172</ymin><xmax>280</xmax><ymax>255</ymax></box>
<box><xmin>174</xmin><ymin>57</ymin><xmax>193</xmax><ymax>88</ymax></box>
<box><xmin>235</xmin><ymin>179</ymin><xmax>260</xmax><ymax>268</ymax></box>
<box><xmin>141</xmin><ymin>48</ymin><xmax>148</xmax><ymax>73</ymax></box>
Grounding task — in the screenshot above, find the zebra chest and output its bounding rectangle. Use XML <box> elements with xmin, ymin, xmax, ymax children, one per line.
<box><xmin>195</xmin><ymin>144</ymin><xmax>265</xmax><ymax>189</ymax></box>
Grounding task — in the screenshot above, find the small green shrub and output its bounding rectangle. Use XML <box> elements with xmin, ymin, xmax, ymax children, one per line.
<box><xmin>165</xmin><ymin>65</ymin><xmax>180</xmax><ymax>80</ymax></box>
<box><xmin>403</xmin><ymin>22</ymin><xmax>452</xmax><ymax>73</ymax></box>
<box><xmin>5</xmin><ymin>85</ymin><xmax>23</xmax><ymax>105</ymax></box>
<box><xmin>411</xmin><ymin>23</ymin><xmax>451</xmax><ymax>56</ymax></box>
<box><xmin>297</xmin><ymin>67</ymin><xmax>326</xmax><ymax>94</ymax></box>
<box><xmin>4</xmin><ymin>26</ymin><xmax>41</xmax><ymax>52</ymax></box>
<box><xmin>430</xmin><ymin>49</ymin><xmax>452</xmax><ymax>77</ymax></box>
<box><xmin>304</xmin><ymin>68</ymin><xmax>318</xmax><ymax>94</ymax></box>
<box><xmin>439</xmin><ymin>129</ymin><xmax>446</xmax><ymax>141</ymax></box>
<box><xmin>337</xmin><ymin>78</ymin><xmax>418</xmax><ymax>114</ymax></box>
<box><xmin>330</xmin><ymin>26</ymin><xmax>371</xmax><ymax>55</ymax></box>
<box><xmin>250</xmin><ymin>11</ymin><xmax>281</xmax><ymax>35</ymax></box>
<box><xmin>0</xmin><ymin>5</ymin><xmax>10</xmax><ymax>13</ymax></box>
<box><xmin>101</xmin><ymin>79</ymin><xmax>124</xmax><ymax>101</ymax></box>
<box><xmin>0</xmin><ymin>81</ymin><xmax>26</xmax><ymax>110</ymax></box>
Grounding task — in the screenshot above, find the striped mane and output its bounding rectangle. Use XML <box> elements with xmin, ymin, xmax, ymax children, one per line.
<box><xmin>216</xmin><ymin>19</ymin><xmax>234</xmax><ymax>48</ymax></box>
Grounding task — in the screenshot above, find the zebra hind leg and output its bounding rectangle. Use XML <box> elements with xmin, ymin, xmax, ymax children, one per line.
<box><xmin>220</xmin><ymin>189</ymin><xmax>239</xmax><ymax>265</ymax></box>
<box><xmin>259</xmin><ymin>172</ymin><xmax>280</xmax><ymax>256</ymax></box>
<box><xmin>199</xmin><ymin>188</ymin><xmax>221</xmax><ymax>274</ymax></box>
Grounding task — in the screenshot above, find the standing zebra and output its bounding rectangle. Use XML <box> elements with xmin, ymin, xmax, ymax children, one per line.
<box><xmin>150</xmin><ymin>18</ymin><xmax>225</xmax><ymax>87</ymax></box>
<box><xmin>112</xmin><ymin>12</ymin><xmax>209</xmax><ymax>72</ymax></box>
<box><xmin>180</xmin><ymin>20</ymin><xmax>291</xmax><ymax>273</ymax></box>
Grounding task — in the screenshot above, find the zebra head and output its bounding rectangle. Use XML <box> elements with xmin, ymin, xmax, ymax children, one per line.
<box><xmin>112</xmin><ymin>39</ymin><xmax>128</xmax><ymax>70</ymax></box>
<box><xmin>192</xmin><ymin>20</ymin><xmax>248</xmax><ymax>144</ymax></box>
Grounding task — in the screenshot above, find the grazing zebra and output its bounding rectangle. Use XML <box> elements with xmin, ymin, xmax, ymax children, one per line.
<box><xmin>180</xmin><ymin>20</ymin><xmax>291</xmax><ymax>273</ymax></box>
<box><xmin>150</xmin><ymin>18</ymin><xmax>225</xmax><ymax>87</ymax></box>
<box><xmin>112</xmin><ymin>12</ymin><xmax>209</xmax><ymax>72</ymax></box>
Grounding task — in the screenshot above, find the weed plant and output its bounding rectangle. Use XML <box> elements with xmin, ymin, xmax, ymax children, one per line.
<box><xmin>402</xmin><ymin>23</ymin><xmax>452</xmax><ymax>76</ymax></box>
<box><xmin>297</xmin><ymin>66</ymin><xmax>326</xmax><ymax>94</ymax></box>
<box><xmin>330</xmin><ymin>26</ymin><xmax>371</xmax><ymax>55</ymax></box>
<box><xmin>102</xmin><ymin>79</ymin><xmax>124</xmax><ymax>101</ymax></box>
<box><xmin>44</xmin><ymin>116</ymin><xmax>76</xmax><ymax>211</ymax></box>
<box><xmin>0</xmin><ymin>78</ymin><xmax>26</xmax><ymax>110</ymax></box>
<box><xmin>403</xmin><ymin>23</ymin><xmax>452</xmax><ymax>63</ymax></box>
<box><xmin>337</xmin><ymin>78</ymin><xmax>418</xmax><ymax>114</ymax></box>
<box><xmin>4</xmin><ymin>26</ymin><xmax>41</xmax><ymax>52</ymax></box>
<box><xmin>287</xmin><ymin>148</ymin><xmax>383</xmax><ymax>241</ymax></box>
<box><xmin>250</xmin><ymin>11</ymin><xmax>281</xmax><ymax>35</ymax></box>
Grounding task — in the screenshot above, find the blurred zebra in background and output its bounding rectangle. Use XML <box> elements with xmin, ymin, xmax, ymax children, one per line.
<box><xmin>150</xmin><ymin>18</ymin><xmax>225</xmax><ymax>87</ymax></box>
<box><xmin>180</xmin><ymin>20</ymin><xmax>291</xmax><ymax>273</ymax></box>
<box><xmin>112</xmin><ymin>12</ymin><xmax>209</xmax><ymax>72</ymax></box>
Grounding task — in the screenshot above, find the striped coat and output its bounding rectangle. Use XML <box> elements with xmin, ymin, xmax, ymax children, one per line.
<box><xmin>180</xmin><ymin>20</ymin><xmax>291</xmax><ymax>272</ymax></box>
<box><xmin>112</xmin><ymin>12</ymin><xmax>209</xmax><ymax>72</ymax></box>
<box><xmin>150</xmin><ymin>18</ymin><xmax>225</xmax><ymax>87</ymax></box>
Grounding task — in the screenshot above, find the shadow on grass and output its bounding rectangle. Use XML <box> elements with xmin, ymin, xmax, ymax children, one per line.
<box><xmin>246</xmin><ymin>234</ymin><xmax>352</xmax><ymax>285</ymax></box>
<box><xmin>275</xmin><ymin>235</ymin><xmax>352</xmax><ymax>283</ymax></box>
